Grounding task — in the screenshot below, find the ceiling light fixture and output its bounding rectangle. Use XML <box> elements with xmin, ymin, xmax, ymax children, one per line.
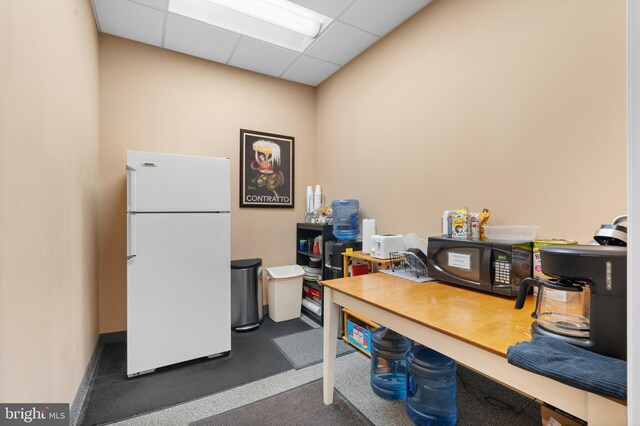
<box><xmin>169</xmin><ymin>0</ymin><xmax>332</xmax><ymax>52</ymax></box>
<box><xmin>206</xmin><ymin>0</ymin><xmax>322</xmax><ymax>38</ymax></box>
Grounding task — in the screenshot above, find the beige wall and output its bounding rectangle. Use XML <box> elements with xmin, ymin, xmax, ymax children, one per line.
<box><xmin>98</xmin><ymin>35</ymin><xmax>316</xmax><ymax>332</ymax></box>
<box><xmin>316</xmin><ymin>0</ymin><xmax>627</xmax><ymax>242</ymax></box>
<box><xmin>98</xmin><ymin>0</ymin><xmax>626</xmax><ymax>332</ymax></box>
<box><xmin>0</xmin><ymin>0</ymin><xmax>99</xmax><ymax>403</ymax></box>
<box><xmin>0</xmin><ymin>0</ymin><xmax>626</xmax><ymax>404</ymax></box>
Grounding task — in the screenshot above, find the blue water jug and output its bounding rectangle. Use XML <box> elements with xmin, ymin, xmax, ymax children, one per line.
<box><xmin>406</xmin><ymin>345</ymin><xmax>457</xmax><ymax>426</ymax></box>
<box><xmin>332</xmin><ymin>199</ymin><xmax>359</xmax><ymax>240</ymax></box>
<box><xmin>370</xmin><ymin>327</ymin><xmax>412</xmax><ymax>400</ymax></box>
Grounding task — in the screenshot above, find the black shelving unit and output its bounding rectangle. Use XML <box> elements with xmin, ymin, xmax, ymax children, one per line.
<box><xmin>297</xmin><ymin>222</ymin><xmax>335</xmax><ymax>325</ymax></box>
<box><xmin>301</xmin><ymin>280</ymin><xmax>323</xmax><ymax>325</ymax></box>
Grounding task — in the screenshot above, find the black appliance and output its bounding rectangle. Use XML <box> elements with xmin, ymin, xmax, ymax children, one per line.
<box><xmin>427</xmin><ymin>237</ymin><xmax>532</xmax><ymax>297</ymax></box>
<box><xmin>515</xmin><ymin>245</ymin><xmax>627</xmax><ymax>360</ymax></box>
<box><xmin>325</xmin><ymin>240</ymin><xmax>362</xmax><ymax>279</ymax></box>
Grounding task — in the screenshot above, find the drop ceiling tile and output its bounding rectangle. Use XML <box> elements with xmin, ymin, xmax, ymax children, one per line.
<box><xmin>281</xmin><ymin>55</ymin><xmax>341</xmax><ymax>86</ymax></box>
<box><xmin>228</xmin><ymin>38</ymin><xmax>300</xmax><ymax>78</ymax></box>
<box><xmin>93</xmin><ymin>0</ymin><xmax>165</xmax><ymax>47</ymax></box>
<box><xmin>339</xmin><ymin>0</ymin><xmax>432</xmax><ymax>36</ymax></box>
<box><xmin>164</xmin><ymin>14</ymin><xmax>240</xmax><ymax>63</ymax></box>
<box><xmin>305</xmin><ymin>22</ymin><xmax>378</xmax><ymax>66</ymax></box>
<box><xmin>288</xmin><ymin>0</ymin><xmax>355</xmax><ymax>19</ymax></box>
<box><xmin>91</xmin><ymin>0</ymin><xmax>431</xmax><ymax>84</ymax></box>
<box><xmin>130</xmin><ymin>0</ymin><xmax>167</xmax><ymax>11</ymax></box>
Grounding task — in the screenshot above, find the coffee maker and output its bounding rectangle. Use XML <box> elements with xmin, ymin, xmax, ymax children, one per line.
<box><xmin>325</xmin><ymin>240</ymin><xmax>362</xmax><ymax>279</ymax></box>
<box><xmin>515</xmin><ymin>245</ymin><xmax>627</xmax><ymax>360</ymax></box>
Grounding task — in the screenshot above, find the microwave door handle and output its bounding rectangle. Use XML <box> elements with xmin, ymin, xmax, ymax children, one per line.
<box><xmin>481</xmin><ymin>248</ymin><xmax>492</xmax><ymax>287</ymax></box>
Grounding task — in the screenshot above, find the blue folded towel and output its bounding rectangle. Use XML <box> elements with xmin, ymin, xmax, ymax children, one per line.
<box><xmin>507</xmin><ymin>335</ymin><xmax>626</xmax><ymax>400</ymax></box>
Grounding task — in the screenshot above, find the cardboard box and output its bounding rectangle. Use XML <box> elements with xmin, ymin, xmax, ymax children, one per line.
<box><xmin>345</xmin><ymin>317</ymin><xmax>375</xmax><ymax>355</ymax></box>
<box><xmin>303</xmin><ymin>285</ymin><xmax>322</xmax><ymax>299</ymax></box>
<box><xmin>540</xmin><ymin>404</ymin><xmax>586</xmax><ymax>426</ymax></box>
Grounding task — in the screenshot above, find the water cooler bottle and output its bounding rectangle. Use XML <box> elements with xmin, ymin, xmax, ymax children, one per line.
<box><xmin>406</xmin><ymin>345</ymin><xmax>457</xmax><ymax>425</ymax></box>
<box><xmin>370</xmin><ymin>327</ymin><xmax>412</xmax><ymax>400</ymax></box>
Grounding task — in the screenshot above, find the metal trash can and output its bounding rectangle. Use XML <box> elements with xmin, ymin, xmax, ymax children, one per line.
<box><xmin>231</xmin><ymin>258</ymin><xmax>263</xmax><ymax>331</ymax></box>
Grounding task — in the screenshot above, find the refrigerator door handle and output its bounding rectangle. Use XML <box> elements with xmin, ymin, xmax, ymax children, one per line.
<box><xmin>127</xmin><ymin>166</ymin><xmax>137</xmax><ymax>213</ymax></box>
<box><xmin>127</xmin><ymin>214</ymin><xmax>137</xmax><ymax>261</ymax></box>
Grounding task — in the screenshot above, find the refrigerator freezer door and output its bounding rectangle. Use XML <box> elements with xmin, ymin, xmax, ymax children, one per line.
<box><xmin>127</xmin><ymin>212</ymin><xmax>231</xmax><ymax>376</ymax></box>
<box><xmin>127</xmin><ymin>151</ymin><xmax>230</xmax><ymax>212</ymax></box>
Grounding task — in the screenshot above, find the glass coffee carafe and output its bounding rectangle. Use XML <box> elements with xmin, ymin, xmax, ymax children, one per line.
<box><xmin>516</xmin><ymin>278</ymin><xmax>590</xmax><ymax>339</ymax></box>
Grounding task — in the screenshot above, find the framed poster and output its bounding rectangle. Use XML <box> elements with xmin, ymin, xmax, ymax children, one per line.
<box><xmin>240</xmin><ymin>129</ymin><xmax>294</xmax><ymax>208</ymax></box>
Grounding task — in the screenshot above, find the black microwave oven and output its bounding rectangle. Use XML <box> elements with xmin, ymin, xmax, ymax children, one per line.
<box><xmin>426</xmin><ymin>237</ymin><xmax>533</xmax><ymax>297</ymax></box>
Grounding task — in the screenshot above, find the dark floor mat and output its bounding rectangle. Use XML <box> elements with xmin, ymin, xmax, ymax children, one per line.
<box><xmin>190</xmin><ymin>379</ymin><xmax>373</xmax><ymax>426</ymax></box>
<box><xmin>80</xmin><ymin>317</ymin><xmax>311</xmax><ymax>425</ymax></box>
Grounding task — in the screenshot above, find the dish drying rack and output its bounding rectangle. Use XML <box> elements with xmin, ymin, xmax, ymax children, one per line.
<box><xmin>388</xmin><ymin>251</ymin><xmax>428</xmax><ymax>278</ymax></box>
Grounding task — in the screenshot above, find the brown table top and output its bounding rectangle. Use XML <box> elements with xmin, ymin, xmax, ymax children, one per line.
<box><xmin>322</xmin><ymin>273</ymin><xmax>536</xmax><ymax>357</ymax></box>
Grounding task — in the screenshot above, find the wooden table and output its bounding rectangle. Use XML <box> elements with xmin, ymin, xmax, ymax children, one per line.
<box><xmin>322</xmin><ymin>273</ymin><xmax>626</xmax><ymax>425</ymax></box>
<box><xmin>341</xmin><ymin>250</ymin><xmax>395</xmax><ymax>278</ymax></box>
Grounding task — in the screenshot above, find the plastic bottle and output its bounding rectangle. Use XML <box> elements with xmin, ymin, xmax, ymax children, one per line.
<box><xmin>406</xmin><ymin>345</ymin><xmax>457</xmax><ymax>426</ymax></box>
<box><xmin>370</xmin><ymin>327</ymin><xmax>412</xmax><ymax>400</ymax></box>
<box><xmin>332</xmin><ymin>199</ymin><xmax>359</xmax><ymax>240</ymax></box>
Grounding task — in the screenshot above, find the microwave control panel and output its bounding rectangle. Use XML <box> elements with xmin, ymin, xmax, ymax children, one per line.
<box><xmin>494</xmin><ymin>255</ymin><xmax>511</xmax><ymax>285</ymax></box>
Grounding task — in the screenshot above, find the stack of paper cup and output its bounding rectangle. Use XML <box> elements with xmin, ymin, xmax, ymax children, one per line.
<box><xmin>362</xmin><ymin>219</ymin><xmax>376</xmax><ymax>254</ymax></box>
<box><xmin>313</xmin><ymin>185</ymin><xmax>322</xmax><ymax>212</ymax></box>
<box><xmin>306</xmin><ymin>186</ymin><xmax>313</xmax><ymax>213</ymax></box>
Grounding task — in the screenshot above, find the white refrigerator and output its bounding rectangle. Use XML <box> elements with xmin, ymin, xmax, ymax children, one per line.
<box><xmin>126</xmin><ymin>150</ymin><xmax>231</xmax><ymax>377</ymax></box>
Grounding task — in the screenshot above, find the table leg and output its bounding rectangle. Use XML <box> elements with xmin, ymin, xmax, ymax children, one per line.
<box><xmin>323</xmin><ymin>287</ymin><xmax>339</xmax><ymax>404</ymax></box>
<box><xmin>343</xmin><ymin>255</ymin><xmax>348</xmax><ymax>278</ymax></box>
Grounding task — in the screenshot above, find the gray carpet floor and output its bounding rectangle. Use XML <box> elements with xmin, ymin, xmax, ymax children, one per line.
<box><xmin>98</xmin><ymin>315</ymin><xmax>541</xmax><ymax>426</ymax></box>
<box><xmin>272</xmin><ymin>327</ymin><xmax>355</xmax><ymax>369</ymax></box>
<box><xmin>109</xmin><ymin>349</ymin><xmax>540</xmax><ymax>426</ymax></box>
<box><xmin>79</xmin><ymin>317</ymin><xmax>311</xmax><ymax>425</ymax></box>
<box><xmin>190</xmin><ymin>380</ymin><xmax>372</xmax><ymax>426</ymax></box>
<box><xmin>329</xmin><ymin>351</ymin><xmax>540</xmax><ymax>426</ymax></box>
